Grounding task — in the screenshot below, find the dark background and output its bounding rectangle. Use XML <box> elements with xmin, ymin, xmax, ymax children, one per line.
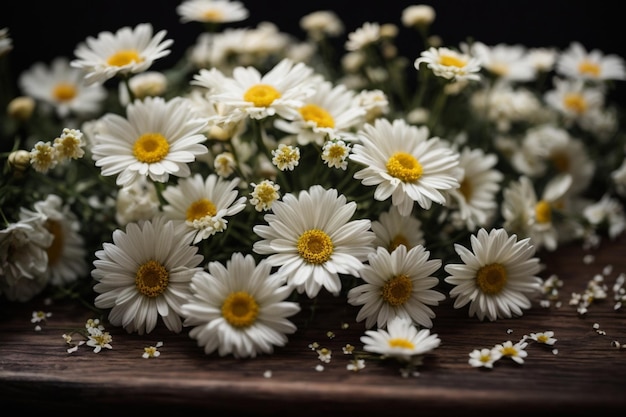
<box><xmin>3</xmin><ymin>1</ymin><xmax>624</xmax><ymax>90</ymax></box>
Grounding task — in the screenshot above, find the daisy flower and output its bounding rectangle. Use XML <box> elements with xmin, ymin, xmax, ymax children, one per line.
<box><xmin>501</xmin><ymin>174</ymin><xmax>572</xmax><ymax>252</ymax></box>
<box><xmin>468</xmin><ymin>347</ymin><xmax>502</xmax><ymax>369</ymax></box>
<box><xmin>253</xmin><ymin>185</ymin><xmax>375</xmax><ymax>298</ymax></box>
<box><xmin>544</xmin><ymin>77</ymin><xmax>605</xmax><ymax>123</ymax></box>
<box><xmin>469</xmin><ymin>42</ymin><xmax>537</xmax><ymax>82</ymax></box>
<box><xmin>91</xmin><ymin>215</ymin><xmax>204</xmax><ymax>335</ymax></box>
<box><xmin>161</xmin><ymin>173</ymin><xmax>247</xmax><ymax>244</ymax></box>
<box><xmin>181</xmin><ymin>252</ymin><xmax>301</xmax><ymax>358</ymax></box>
<box><xmin>556</xmin><ymin>41</ymin><xmax>626</xmax><ymax>82</ymax></box>
<box><xmin>371</xmin><ymin>206</ymin><xmax>424</xmax><ymax>252</ymax></box>
<box><xmin>414</xmin><ymin>46</ymin><xmax>482</xmax><ymax>82</ymax></box>
<box><xmin>349</xmin><ymin>118</ymin><xmax>461</xmax><ymax>216</ymax></box>
<box><xmin>177</xmin><ymin>0</ymin><xmax>249</xmax><ymax>24</ymax></box>
<box><xmin>347</xmin><ymin>244</ymin><xmax>445</xmax><ymax>329</ymax></box>
<box><xmin>19</xmin><ymin>194</ymin><xmax>88</xmax><ymax>287</ymax></box>
<box><xmin>71</xmin><ymin>23</ymin><xmax>173</xmax><ymax>86</ymax></box>
<box><xmin>360</xmin><ymin>316</ymin><xmax>441</xmax><ymax>363</ymax></box>
<box><xmin>299</xmin><ymin>10</ymin><xmax>345</xmax><ymax>42</ymax></box>
<box><xmin>528</xmin><ymin>331</ymin><xmax>557</xmax><ymax>346</ymax></box>
<box><xmin>444</xmin><ymin>227</ymin><xmax>543</xmax><ymax>321</ymax></box>
<box><xmin>447</xmin><ymin>146</ymin><xmax>504</xmax><ymax>231</ymax></box>
<box><xmin>18</xmin><ymin>57</ymin><xmax>107</xmax><ymax>118</ymax></box>
<box><xmin>274</xmin><ymin>80</ymin><xmax>365</xmax><ymax>146</ymax></box>
<box><xmin>191</xmin><ymin>58</ymin><xmax>317</xmax><ymax>122</ymax></box>
<box><xmin>514</xmin><ymin>124</ymin><xmax>594</xmax><ymax>195</ymax></box>
<box><xmin>91</xmin><ymin>96</ymin><xmax>209</xmax><ymax>188</ymax></box>
<box><xmin>345</xmin><ymin>22</ymin><xmax>381</xmax><ymax>52</ymax></box>
<box><xmin>494</xmin><ymin>340</ymin><xmax>528</xmax><ymax>364</ymax></box>
<box><xmin>0</xmin><ymin>218</ymin><xmax>53</xmax><ymax>302</ymax></box>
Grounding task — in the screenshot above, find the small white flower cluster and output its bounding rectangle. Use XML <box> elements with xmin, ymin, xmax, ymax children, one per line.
<box><xmin>469</xmin><ymin>331</ymin><xmax>557</xmax><ymax>369</ymax></box>
<box><xmin>62</xmin><ymin>318</ymin><xmax>112</xmax><ymax>354</ymax></box>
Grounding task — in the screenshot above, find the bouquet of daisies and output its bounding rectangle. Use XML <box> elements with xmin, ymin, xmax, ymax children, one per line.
<box><xmin>1</xmin><ymin>1</ymin><xmax>625</xmax><ymax>361</ymax></box>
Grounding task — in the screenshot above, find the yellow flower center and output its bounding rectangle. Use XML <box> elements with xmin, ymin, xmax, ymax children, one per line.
<box><xmin>243</xmin><ymin>84</ymin><xmax>281</xmax><ymax>107</ymax></box>
<box><xmin>489</xmin><ymin>62</ymin><xmax>509</xmax><ymax>77</ymax></box>
<box><xmin>45</xmin><ymin>219</ymin><xmax>64</xmax><ymax>266</ymax></box>
<box><xmin>563</xmin><ymin>93</ymin><xmax>587</xmax><ymax>114</ymax></box>
<box><xmin>386</xmin><ymin>152</ymin><xmax>423</xmax><ymax>182</ymax></box>
<box><xmin>578</xmin><ymin>60</ymin><xmax>601</xmax><ymax>77</ymax></box>
<box><xmin>221</xmin><ymin>291</ymin><xmax>259</xmax><ymax>328</ymax></box>
<box><xmin>299</xmin><ymin>104</ymin><xmax>335</xmax><ymax>128</ymax></box>
<box><xmin>389</xmin><ymin>234</ymin><xmax>410</xmax><ymax>251</ymax></box>
<box><xmin>202</xmin><ymin>9</ymin><xmax>224</xmax><ymax>21</ymax></box>
<box><xmin>537</xmin><ymin>334</ymin><xmax>550</xmax><ymax>343</ymax></box>
<box><xmin>476</xmin><ymin>263</ymin><xmax>507</xmax><ymax>295</ymax></box>
<box><xmin>388</xmin><ymin>338</ymin><xmax>415</xmax><ymax>349</ymax></box>
<box><xmin>52</xmin><ymin>82</ymin><xmax>77</xmax><ymax>102</ymax></box>
<box><xmin>381</xmin><ymin>274</ymin><xmax>413</xmax><ymax>306</ymax></box>
<box><xmin>439</xmin><ymin>53</ymin><xmax>466</xmax><ymax>68</ymax></box>
<box><xmin>459</xmin><ymin>178</ymin><xmax>472</xmax><ymax>200</ymax></box>
<box><xmin>135</xmin><ymin>260</ymin><xmax>169</xmax><ymax>298</ymax></box>
<box><xmin>186</xmin><ymin>198</ymin><xmax>217</xmax><ymax>222</ymax></box>
<box><xmin>535</xmin><ymin>200</ymin><xmax>552</xmax><ymax>224</ymax></box>
<box><xmin>133</xmin><ymin>133</ymin><xmax>170</xmax><ymax>163</ymax></box>
<box><xmin>501</xmin><ymin>346</ymin><xmax>517</xmax><ymax>357</ymax></box>
<box><xmin>297</xmin><ymin>229</ymin><xmax>334</xmax><ymax>264</ymax></box>
<box><xmin>107</xmin><ymin>49</ymin><xmax>143</xmax><ymax>67</ymax></box>
<box><xmin>550</xmin><ymin>152</ymin><xmax>569</xmax><ymax>172</ymax></box>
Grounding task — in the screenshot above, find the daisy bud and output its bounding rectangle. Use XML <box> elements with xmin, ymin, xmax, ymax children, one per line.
<box><xmin>7</xmin><ymin>96</ymin><xmax>35</xmax><ymax>121</ymax></box>
<box><xmin>7</xmin><ymin>149</ymin><xmax>31</xmax><ymax>176</ymax></box>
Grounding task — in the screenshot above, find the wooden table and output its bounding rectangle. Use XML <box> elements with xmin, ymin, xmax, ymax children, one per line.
<box><xmin>1</xmin><ymin>235</ymin><xmax>625</xmax><ymax>416</ymax></box>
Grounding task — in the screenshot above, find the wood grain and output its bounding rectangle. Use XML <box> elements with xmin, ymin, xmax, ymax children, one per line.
<box><xmin>1</xmin><ymin>235</ymin><xmax>625</xmax><ymax>416</ymax></box>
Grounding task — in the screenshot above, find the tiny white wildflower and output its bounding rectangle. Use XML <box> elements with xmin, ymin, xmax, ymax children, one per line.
<box><xmin>271</xmin><ymin>143</ymin><xmax>300</xmax><ymax>171</ymax></box>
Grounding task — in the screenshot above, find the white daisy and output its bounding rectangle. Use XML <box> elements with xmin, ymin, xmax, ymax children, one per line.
<box><xmin>191</xmin><ymin>58</ymin><xmax>317</xmax><ymax>122</ymax></box>
<box><xmin>299</xmin><ymin>10</ymin><xmax>344</xmax><ymax>41</ymax></box>
<box><xmin>447</xmin><ymin>146</ymin><xmax>504</xmax><ymax>231</ymax></box>
<box><xmin>347</xmin><ymin>244</ymin><xmax>445</xmax><ymax>329</ymax></box>
<box><xmin>345</xmin><ymin>22</ymin><xmax>381</xmax><ymax>52</ymax></box>
<box><xmin>371</xmin><ymin>206</ymin><xmax>424</xmax><ymax>252</ymax></box>
<box><xmin>161</xmin><ymin>173</ymin><xmax>247</xmax><ymax>244</ymax></box>
<box><xmin>414</xmin><ymin>46</ymin><xmax>482</xmax><ymax>82</ymax></box>
<box><xmin>544</xmin><ymin>77</ymin><xmax>605</xmax><ymax>123</ymax></box>
<box><xmin>514</xmin><ymin>124</ymin><xmax>594</xmax><ymax>194</ymax></box>
<box><xmin>252</xmin><ymin>185</ymin><xmax>375</xmax><ymax>298</ymax></box>
<box><xmin>360</xmin><ymin>315</ymin><xmax>441</xmax><ymax>363</ymax></box>
<box><xmin>556</xmin><ymin>41</ymin><xmax>626</xmax><ymax>82</ymax></box>
<box><xmin>494</xmin><ymin>340</ymin><xmax>528</xmax><ymax>364</ymax></box>
<box><xmin>181</xmin><ymin>252</ymin><xmax>300</xmax><ymax>358</ymax></box>
<box><xmin>92</xmin><ymin>215</ymin><xmax>204</xmax><ymax>335</ymax></box>
<box><xmin>18</xmin><ymin>57</ymin><xmax>107</xmax><ymax>119</ymax></box>
<box><xmin>468</xmin><ymin>347</ymin><xmax>502</xmax><ymax>369</ymax></box>
<box><xmin>501</xmin><ymin>174</ymin><xmax>572</xmax><ymax>252</ymax></box>
<box><xmin>349</xmin><ymin>118</ymin><xmax>461</xmax><ymax>216</ymax></box>
<box><xmin>0</xmin><ymin>218</ymin><xmax>53</xmax><ymax>302</ymax></box>
<box><xmin>0</xmin><ymin>27</ymin><xmax>12</xmax><ymax>56</ymax></box>
<box><xmin>91</xmin><ymin>96</ymin><xmax>209</xmax><ymax>187</ymax></box>
<box><xmin>274</xmin><ymin>80</ymin><xmax>365</xmax><ymax>146</ymax></box>
<box><xmin>444</xmin><ymin>228</ymin><xmax>542</xmax><ymax>321</ymax></box>
<box><xmin>528</xmin><ymin>331</ymin><xmax>557</xmax><ymax>346</ymax></box>
<box><xmin>19</xmin><ymin>194</ymin><xmax>88</xmax><ymax>287</ymax></box>
<box><xmin>177</xmin><ymin>0</ymin><xmax>249</xmax><ymax>24</ymax></box>
<box><xmin>71</xmin><ymin>23</ymin><xmax>173</xmax><ymax>86</ymax></box>
<box><xmin>469</xmin><ymin>42</ymin><xmax>536</xmax><ymax>82</ymax></box>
